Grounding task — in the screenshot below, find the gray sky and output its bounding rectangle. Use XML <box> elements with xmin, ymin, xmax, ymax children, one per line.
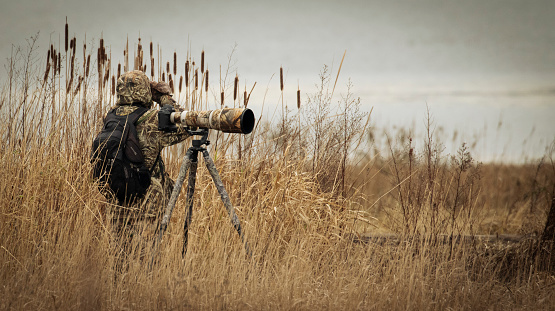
<box><xmin>1</xmin><ymin>0</ymin><xmax>554</xmax><ymax>161</ymax></box>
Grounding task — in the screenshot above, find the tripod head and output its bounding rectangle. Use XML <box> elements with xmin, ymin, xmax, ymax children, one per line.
<box><xmin>187</xmin><ymin>128</ymin><xmax>210</xmax><ymax>149</ymax></box>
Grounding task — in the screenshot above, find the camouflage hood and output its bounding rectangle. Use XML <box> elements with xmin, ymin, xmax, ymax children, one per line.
<box><xmin>116</xmin><ymin>70</ymin><xmax>152</xmax><ymax>108</ymax></box>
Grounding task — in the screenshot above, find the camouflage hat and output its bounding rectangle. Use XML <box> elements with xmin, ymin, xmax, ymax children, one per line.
<box><xmin>116</xmin><ymin>70</ymin><xmax>152</xmax><ymax>107</ymax></box>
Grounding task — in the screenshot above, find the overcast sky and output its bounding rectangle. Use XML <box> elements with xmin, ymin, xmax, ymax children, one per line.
<box><xmin>1</xmin><ymin>0</ymin><xmax>554</xmax><ymax>161</ymax></box>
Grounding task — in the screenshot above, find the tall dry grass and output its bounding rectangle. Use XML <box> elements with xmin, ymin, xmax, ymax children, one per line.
<box><xmin>1</xmin><ymin>27</ymin><xmax>555</xmax><ymax>310</ymax></box>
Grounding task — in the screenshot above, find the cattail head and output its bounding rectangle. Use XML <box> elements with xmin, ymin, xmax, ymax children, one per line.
<box><xmin>74</xmin><ymin>76</ymin><xmax>83</xmax><ymax>96</ymax></box>
<box><xmin>64</xmin><ymin>18</ymin><xmax>68</xmax><ymax>52</ymax></box>
<box><xmin>205</xmin><ymin>70</ymin><xmax>209</xmax><ymax>93</ymax></box>
<box><xmin>166</xmin><ymin>61</ymin><xmax>170</xmax><ymax>73</ymax></box>
<box><xmin>86</xmin><ymin>55</ymin><xmax>90</xmax><ymax>77</ymax></box>
<box><xmin>179</xmin><ymin>75</ymin><xmax>183</xmax><ymax>93</ymax></box>
<box><xmin>150</xmin><ymin>41</ymin><xmax>153</xmax><ymax>58</ymax></box>
<box><xmin>173</xmin><ymin>52</ymin><xmax>177</xmax><ymax>76</ymax></box>
<box><xmin>194</xmin><ymin>69</ymin><xmax>198</xmax><ymax>90</ymax></box>
<box><xmin>234</xmin><ymin>75</ymin><xmax>238</xmax><ymax>101</ymax></box>
<box><xmin>111</xmin><ymin>75</ymin><xmax>115</xmax><ymax>96</ymax></box>
<box><xmin>201</xmin><ymin>50</ymin><xmax>205</xmax><ymax>73</ymax></box>
<box><xmin>117</xmin><ymin>63</ymin><xmax>121</xmax><ymax>79</ymax></box>
<box><xmin>170</xmin><ymin>77</ymin><xmax>174</xmax><ymax>94</ymax></box>
<box><xmin>221</xmin><ymin>91</ymin><xmax>224</xmax><ymax>107</ymax></box>
<box><xmin>162</xmin><ymin>72</ymin><xmax>165</xmax><ymax>82</ymax></box>
<box><xmin>297</xmin><ymin>88</ymin><xmax>301</xmax><ymax>109</ymax></box>
<box><xmin>150</xmin><ymin>58</ymin><xmax>154</xmax><ymax>78</ymax></box>
<box><xmin>43</xmin><ymin>62</ymin><xmax>50</xmax><ymax>83</ymax></box>
<box><xmin>280</xmin><ymin>66</ymin><xmax>283</xmax><ymax>91</ymax></box>
<box><xmin>57</xmin><ymin>53</ymin><xmax>61</xmax><ymax>74</ymax></box>
<box><xmin>185</xmin><ymin>61</ymin><xmax>189</xmax><ymax>87</ymax></box>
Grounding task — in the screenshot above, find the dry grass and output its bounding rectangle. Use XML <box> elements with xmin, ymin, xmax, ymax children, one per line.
<box><xmin>1</xmin><ymin>29</ymin><xmax>555</xmax><ymax>310</ymax></box>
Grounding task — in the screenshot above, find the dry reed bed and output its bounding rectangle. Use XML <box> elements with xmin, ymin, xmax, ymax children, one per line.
<box><xmin>1</xmin><ymin>26</ymin><xmax>555</xmax><ymax>310</ymax></box>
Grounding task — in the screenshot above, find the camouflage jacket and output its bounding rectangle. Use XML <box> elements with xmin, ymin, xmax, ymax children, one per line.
<box><xmin>112</xmin><ymin>95</ymin><xmax>190</xmax><ymax>177</ymax></box>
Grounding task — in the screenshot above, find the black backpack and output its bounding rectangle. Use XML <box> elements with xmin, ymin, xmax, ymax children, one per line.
<box><xmin>91</xmin><ymin>106</ymin><xmax>152</xmax><ymax>205</ymax></box>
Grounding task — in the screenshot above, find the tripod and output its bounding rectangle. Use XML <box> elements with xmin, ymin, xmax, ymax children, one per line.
<box><xmin>154</xmin><ymin>128</ymin><xmax>250</xmax><ymax>257</ymax></box>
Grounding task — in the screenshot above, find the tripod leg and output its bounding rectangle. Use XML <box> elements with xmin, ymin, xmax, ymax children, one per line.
<box><xmin>202</xmin><ymin>149</ymin><xmax>251</xmax><ymax>257</ymax></box>
<box><xmin>156</xmin><ymin>148</ymin><xmax>194</xmax><ymax>244</ymax></box>
<box><xmin>182</xmin><ymin>152</ymin><xmax>198</xmax><ymax>256</ymax></box>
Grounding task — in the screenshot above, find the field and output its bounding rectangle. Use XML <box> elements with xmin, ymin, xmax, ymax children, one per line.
<box><xmin>1</xmin><ymin>29</ymin><xmax>554</xmax><ymax>310</ymax></box>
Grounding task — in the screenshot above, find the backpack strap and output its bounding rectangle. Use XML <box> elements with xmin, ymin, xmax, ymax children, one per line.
<box><xmin>126</xmin><ymin>106</ymin><xmax>149</xmax><ymax>124</ymax></box>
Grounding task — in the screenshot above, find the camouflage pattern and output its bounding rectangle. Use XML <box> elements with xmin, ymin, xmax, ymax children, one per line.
<box><xmin>109</xmin><ymin>72</ymin><xmax>190</xmax><ymax>225</ymax></box>
<box><xmin>173</xmin><ymin>108</ymin><xmax>254</xmax><ymax>133</ymax></box>
<box><xmin>150</xmin><ymin>81</ymin><xmax>172</xmax><ymax>103</ymax></box>
<box><xmin>116</xmin><ymin>70</ymin><xmax>153</xmax><ymax>108</ymax></box>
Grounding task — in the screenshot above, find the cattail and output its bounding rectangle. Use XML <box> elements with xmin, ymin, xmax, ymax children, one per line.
<box><xmin>97</xmin><ymin>48</ymin><xmax>101</xmax><ymax>72</ymax></box>
<box><xmin>53</xmin><ymin>51</ymin><xmax>58</xmax><ymax>76</ymax></box>
<box><xmin>201</xmin><ymin>50</ymin><xmax>204</xmax><ymax>73</ymax></box>
<box><xmin>151</xmin><ymin>58</ymin><xmax>154</xmax><ymax>78</ymax></box>
<box><xmin>173</xmin><ymin>52</ymin><xmax>177</xmax><ymax>76</ymax></box>
<box><xmin>179</xmin><ymin>75</ymin><xmax>183</xmax><ymax>93</ymax></box>
<box><xmin>194</xmin><ymin>69</ymin><xmax>198</xmax><ymax>90</ymax></box>
<box><xmin>185</xmin><ymin>61</ymin><xmax>189</xmax><ymax>87</ymax></box>
<box><xmin>117</xmin><ymin>63</ymin><xmax>121</xmax><ymax>79</ymax></box>
<box><xmin>50</xmin><ymin>45</ymin><xmax>55</xmax><ymax>61</ymax></box>
<box><xmin>234</xmin><ymin>75</ymin><xmax>238</xmax><ymax>101</ymax></box>
<box><xmin>104</xmin><ymin>67</ymin><xmax>110</xmax><ymax>86</ymax></box>
<box><xmin>69</xmin><ymin>37</ymin><xmax>73</xmax><ymax>50</ymax></box>
<box><xmin>111</xmin><ymin>75</ymin><xmax>115</xmax><ymax>96</ymax></box>
<box><xmin>70</xmin><ymin>54</ymin><xmax>74</xmax><ymax>79</ymax></box>
<box><xmin>170</xmin><ymin>77</ymin><xmax>174</xmax><ymax>93</ymax></box>
<box><xmin>57</xmin><ymin>53</ymin><xmax>61</xmax><ymax>74</ymax></box>
<box><xmin>221</xmin><ymin>91</ymin><xmax>224</xmax><ymax>106</ymax></box>
<box><xmin>43</xmin><ymin>62</ymin><xmax>50</xmax><ymax>83</ymax></box>
<box><xmin>86</xmin><ymin>55</ymin><xmax>90</xmax><ymax>77</ymax></box>
<box><xmin>66</xmin><ymin>76</ymin><xmax>73</xmax><ymax>93</ymax></box>
<box><xmin>64</xmin><ymin>18</ymin><xmax>68</xmax><ymax>52</ymax></box>
<box><xmin>150</xmin><ymin>41</ymin><xmax>153</xmax><ymax>58</ymax></box>
<box><xmin>74</xmin><ymin>76</ymin><xmax>83</xmax><ymax>96</ymax></box>
<box><xmin>205</xmin><ymin>70</ymin><xmax>209</xmax><ymax>93</ymax></box>
<box><xmin>143</xmin><ymin>63</ymin><xmax>147</xmax><ymax>74</ymax></box>
<box><xmin>162</xmin><ymin>72</ymin><xmax>165</xmax><ymax>82</ymax></box>
<box><xmin>72</xmin><ymin>38</ymin><xmax>76</xmax><ymax>58</ymax></box>
<box><xmin>46</xmin><ymin>49</ymin><xmax>51</xmax><ymax>68</ymax></box>
<box><xmin>280</xmin><ymin>66</ymin><xmax>283</xmax><ymax>91</ymax></box>
<box><xmin>166</xmin><ymin>61</ymin><xmax>170</xmax><ymax>74</ymax></box>
<box><xmin>297</xmin><ymin>88</ymin><xmax>301</xmax><ymax>109</ymax></box>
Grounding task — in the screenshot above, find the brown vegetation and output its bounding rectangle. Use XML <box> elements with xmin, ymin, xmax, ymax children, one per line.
<box><xmin>1</xmin><ymin>28</ymin><xmax>554</xmax><ymax>310</ymax></box>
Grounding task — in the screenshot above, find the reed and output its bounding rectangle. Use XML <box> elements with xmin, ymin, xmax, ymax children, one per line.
<box><xmin>1</xmin><ymin>24</ymin><xmax>554</xmax><ymax>311</ymax></box>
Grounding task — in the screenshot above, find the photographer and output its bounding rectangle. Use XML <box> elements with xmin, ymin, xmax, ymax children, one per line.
<box><xmin>94</xmin><ymin>70</ymin><xmax>190</xmax><ymax>232</ymax></box>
